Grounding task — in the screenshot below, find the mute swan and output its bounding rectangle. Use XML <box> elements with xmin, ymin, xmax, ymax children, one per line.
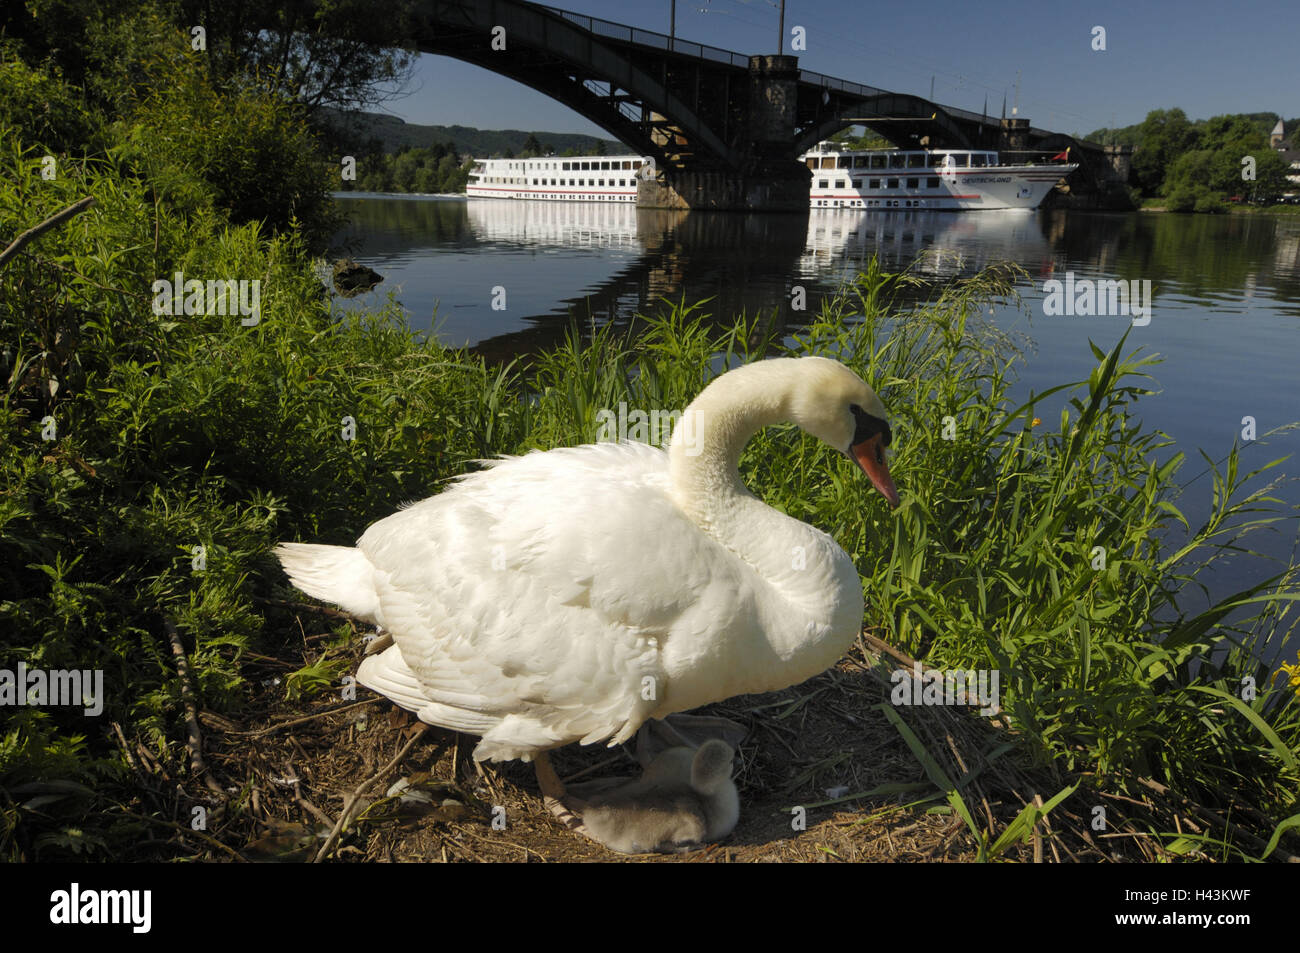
<box><xmin>276</xmin><ymin>355</ymin><xmax>898</xmax><ymax>803</ymax></box>
<box><xmin>536</xmin><ymin>739</ymin><xmax>739</xmax><ymax>854</ymax></box>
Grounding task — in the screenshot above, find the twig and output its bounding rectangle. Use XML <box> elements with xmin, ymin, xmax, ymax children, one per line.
<box><xmin>164</xmin><ymin>617</ymin><xmax>225</xmax><ymax>796</ymax></box>
<box><xmin>312</xmin><ymin>725</ymin><xmax>429</xmax><ymax>863</ymax></box>
<box><xmin>236</xmin><ymin>699</ymin><xmax>378</xmax><ymax>737</ymax></box>
<box><xmin>288</xmin><ymin>760</ymin><xmax>336</xmax><ymax>830</ymax></box>
<box><xmin>115</xmin><ymin>808</ymin><xmax>247</xmax><ymax>862</ymax></box>
<box><xmin>110</xmin><ymin>721</ymin><xmax>140</xmax><ymax>773</ymax></box>
<box><xmin>0</xmin><ymin>196</ymin><xmax>96</xmax><ymax>269</ymax></box>
<box><xmin>1032</xmin><ymin>793</ymin><xmax>1044</xmax><ymax>863</ymax></box>
<box><xmin>860</xmin><ymin>629</ymin><xmax>920</xmax><ymax>670</ymax></box>
<box><xmin>255</xmin><ymin>596</ymin><xmax>365</xmax><ymax>624</ymax></box>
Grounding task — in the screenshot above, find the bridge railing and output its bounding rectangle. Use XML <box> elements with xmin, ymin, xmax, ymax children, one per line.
<box><xmin>538</xmin><ymin>4</ymin><xmax>750</xmax><ymax>67</ymax></box>
<box><xmin>539</xmin><ymin>3</ymin><xmax>1032</xmax><ymax>134</ymax></box>
<box><xmin>799</xmin><ymin>68</ymin><xmax>1000</xmax><ymax>127</ymax></box>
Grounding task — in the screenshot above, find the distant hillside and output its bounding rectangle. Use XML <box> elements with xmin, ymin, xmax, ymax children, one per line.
<box><xmin>318</xmin><ymin>108</ymin><xmax>632</xmax><ymax>158</ymax></box>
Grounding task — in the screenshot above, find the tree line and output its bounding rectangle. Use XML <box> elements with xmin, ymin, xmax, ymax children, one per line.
<box><xmin>1087</xmin><ymin>109</ymin><xmax>1295</xmax><ymax>211</ymax></box>
<box><xmin>336</xmin><ymin>132</ymin><xmax>619</xmax><ymax>195</ymax></box>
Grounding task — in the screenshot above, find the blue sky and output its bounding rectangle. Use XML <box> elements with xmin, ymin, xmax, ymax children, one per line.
<box><xmin>382</xmin><ymin>0</ymin><xmax>1298</xmax><ymax>139</ymax></box>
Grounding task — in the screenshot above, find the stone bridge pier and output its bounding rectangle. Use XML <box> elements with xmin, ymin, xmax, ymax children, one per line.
<box><xmin>638</xmin><ymin>55</ymin><xmax>811</xmax><ymax>212</ymax></box>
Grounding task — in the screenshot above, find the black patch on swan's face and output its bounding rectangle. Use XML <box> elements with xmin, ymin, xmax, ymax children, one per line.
<box><xmin>850</xmin><ymin>404</ymin><xmax>892</xmax><ymax>448</ymax></box>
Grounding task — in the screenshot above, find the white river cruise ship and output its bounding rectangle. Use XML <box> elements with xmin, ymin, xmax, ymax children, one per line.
<box><xmin>803</xmin><ymin>142</ymin><xmax>1076</xmax><ymax>211</ymax></box>
<box><xmin>467</xmin><ymin>144</ymin><xmax>1075</xmax><ymax>210</ymax></box>
<box><xmin>467</xmin><ymin>155</ymin><xmax>653</xmax><ymax>202</ymax></box>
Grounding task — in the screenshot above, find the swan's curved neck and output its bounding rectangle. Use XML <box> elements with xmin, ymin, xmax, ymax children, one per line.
<box><xmin>667</xmin><ymin>360</ymin><xmax>792</xmax><ymax>515</ymax></box>
<box><xmin>658</xmin><ymin>360</ymin><xmax>863</xmax><ymax>702</ymax></box>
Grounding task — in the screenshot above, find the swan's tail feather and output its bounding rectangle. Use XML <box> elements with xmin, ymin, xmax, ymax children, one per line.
<box><xmin>274</xmin><ymin>542</ymin><xmax>382</xmax><ymax>624</ymax></box>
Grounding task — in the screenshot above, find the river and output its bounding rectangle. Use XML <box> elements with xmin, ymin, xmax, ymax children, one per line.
<box><xmin>330</xmin><ymin>194</ymin><xmax>1300</xmax><ymax>661</ymax></box>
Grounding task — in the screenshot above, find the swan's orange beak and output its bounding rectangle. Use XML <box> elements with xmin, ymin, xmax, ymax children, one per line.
<box><xmin>851</xmin><ymin>434</ymin><xmax>900</xmax><ymax>508</ymax></box>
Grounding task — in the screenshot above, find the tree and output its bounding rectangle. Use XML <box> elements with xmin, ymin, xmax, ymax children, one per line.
<box><xmin>1158</xmin><ymin>114</ymin><xmax>1291</xmax><ymax>207</ymax></box>
<box><xmin>521</xmin><ymin>132</ymin><xmax>542</xmax><ymax>157</ymax></box>
<box><xmin>1131</xmin><ymin>108</ymin><xmax>1200</xmax><ymax>195</ymax></box>
<box><xmin>176</xmin><ymin>0</ymin><xmax>420</xmax><ymax>115</ymax></box>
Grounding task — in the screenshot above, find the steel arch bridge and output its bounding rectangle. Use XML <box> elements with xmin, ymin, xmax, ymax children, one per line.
<box><xmin>392</xmin><ymin>0</ymin><xmax>1110</xmax><ymax>207</ymax></box>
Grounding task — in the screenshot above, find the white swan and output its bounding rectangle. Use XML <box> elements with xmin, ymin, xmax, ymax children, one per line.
<box><xmin>276</xmin><ymin>356</ymin><xmax>899</xmax><ymax>767</ymax></box>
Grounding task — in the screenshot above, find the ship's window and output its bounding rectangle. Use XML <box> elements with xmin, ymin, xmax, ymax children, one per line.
<box><xmin>869</xmin><ymin>178</ymin><xmax>880</xmax><ymax>188</ymax></box>
<box><xmin>853</xmin><ymin>179</ymin><xmax>863</xmax><ymax>188</ymax></box>
<box><xmin>927</xmin><ymin>154</ymin><xmax>944</xmax><ymax>167</ymax></box>
<box><xmin>854</xmin><ymin>156</ymin><xmax>868</xmax><ymax>168</ymax></box>
<box><xmin>970</xmin><ymin>154</ymin><xmax>987</xmax><ymax>167</ymax></box>
<box><xmin>887</xmin><ymin>178</ymin><xmax>899</xmax><ymax>189</ymax></box>
<box><xmin>580</xmin><ymin>162</ymin><xmax>589</xmax><ymax>170</ymax></box>
<box><xmin>870</xmin><ymin>155</ymin><xmax>887</xmax><ymax>169</ymax></box>
<box><xmin>562</xmin><ymin>162</ymin><xmax>570</xmax><ymax>170</ymax></box>
<box><xmin>907</xmin><ymin>177</ymin><xmax>919</xmax><ymax>189</ymax></box>
<box><xmin>927</xmin><ymin>177</ymin><xmax>939</xmax><ymax>187</ymax></box>
<box><xmin>806</xmin><ymin>158</ymin><xmax>817</xmax><ymax>169</ymax></box>
<box><xmin>633</xmin><ymin>160</ymin><xmax>643</xmax><ymax>169</ymax></box>
<box><xmin>601</xmin><ymin>162</ymin><xmax>610</xmax><ymax>170</ymax></box>
<box><xmin>907</xmin><ymin>154</ymin><xmax>925</xmax><ymax>168</ymax></box>
<box><xmin>821</xmin><ymin>157</ymin><xmax>836</xmax><ymax>169</ymax></box>
<box><xmin>837</xmin><ymin>157</ymin><xmax>852</xmax><ymax>168</ymax></box>
<box><xmin>955</xmin><ymin>154</ymin><xmax>969</xmax><ymax>167</ymax></box>
<box><xmin>818</xmin><ymin>180</ymin><xmax>828</xmax><ymax>189</ymax></box>
<box><xmin>838</xmin><ymin>181</ymin><xmax>848</xmax><ymax>189</ymax></box>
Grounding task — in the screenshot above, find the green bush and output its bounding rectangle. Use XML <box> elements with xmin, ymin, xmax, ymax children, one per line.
<box><xmin>1165</xmin><ymin>185</ymin><xmax>1198</xmax><ymax>212</ymax></box>
<box><xmin>0</xmin><ymin>45</ymin><xmax>94</xmax><ymax>154</ymax></box>
<box><xmin>111</xmin><ymin>50</ymin><xmax>344</xmax><ymax>249</ymax></box>
<box><xmin>1193</xmin><ymin>192</ymin><xmax>1227</xmax><ymax>213</ymax></box>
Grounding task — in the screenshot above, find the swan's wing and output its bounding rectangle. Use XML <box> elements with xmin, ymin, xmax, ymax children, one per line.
<box><xmin>356</xmin><ymin>443</ymin><xmax>742</xmax><ymax>759</ymax></box>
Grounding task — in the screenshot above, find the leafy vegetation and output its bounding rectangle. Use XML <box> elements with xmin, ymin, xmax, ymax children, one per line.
<box><xmin>829</xmin><ymin>125</ymin><xmax>896</xmax><ymax>152</ymax></box>
<box><xmin>337</xmin><ymin>141</ymin><xmax>473</xmax><ymax>195</ymax></box>
<box><xmin>1087</xmin><ymin>109</ymin><xmax>1296</xmax><ymax>209</ymax></box>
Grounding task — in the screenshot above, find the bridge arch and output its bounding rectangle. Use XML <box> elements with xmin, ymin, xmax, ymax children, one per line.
<box><xmin>413</xmin><ymin>0</ymin><xmax>742</xmax><ymax>169</ymax></box>
<box><xmin>795</xmin><ymin>94</ymin><xmax>974</xmax><ymax>153</ymax></box>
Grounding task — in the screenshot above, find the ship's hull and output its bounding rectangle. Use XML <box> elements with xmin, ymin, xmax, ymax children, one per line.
<box><xmin>810</xmin><ymin>165</ymin><xmax>1077</xmax><ymax>211</ymax></box>
<box><xmin>467</xmin><ymin>185</ymin><xmax>638</xmax><ymax>202</ymax></box>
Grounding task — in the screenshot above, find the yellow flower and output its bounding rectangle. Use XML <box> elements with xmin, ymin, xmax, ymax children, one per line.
<box><xmin>1030</xmin><ymin>417</ymin><xmax>1041</xmax><ymax>427</ymax></box>
<box><xmin>1276</xmin><ymin>653</ymin><xmax>1300</xmax><ymax>697</ymax></box>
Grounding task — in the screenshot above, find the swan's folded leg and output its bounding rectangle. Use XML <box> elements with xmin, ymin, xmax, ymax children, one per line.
<box><xmin>533</xmin><ymin>751</ymin><xmax>586</xmax><ymax>833</ymax></box>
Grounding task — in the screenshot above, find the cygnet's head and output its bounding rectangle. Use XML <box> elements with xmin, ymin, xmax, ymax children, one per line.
<box><xmin>689</xmin><ymin>739</ymin><xmax>736</xmax><ymax>795</ymax></box>
<box><xmin>787</xmin><ymin>356</ymin><xmax>900</xmax><ymax>508</ymax></box>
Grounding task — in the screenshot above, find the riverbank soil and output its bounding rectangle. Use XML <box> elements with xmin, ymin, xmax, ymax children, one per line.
<box><xmin>116</xmin><ymin>607</ymin><xmax>1178</xmax><ymax>864</ymax></box>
